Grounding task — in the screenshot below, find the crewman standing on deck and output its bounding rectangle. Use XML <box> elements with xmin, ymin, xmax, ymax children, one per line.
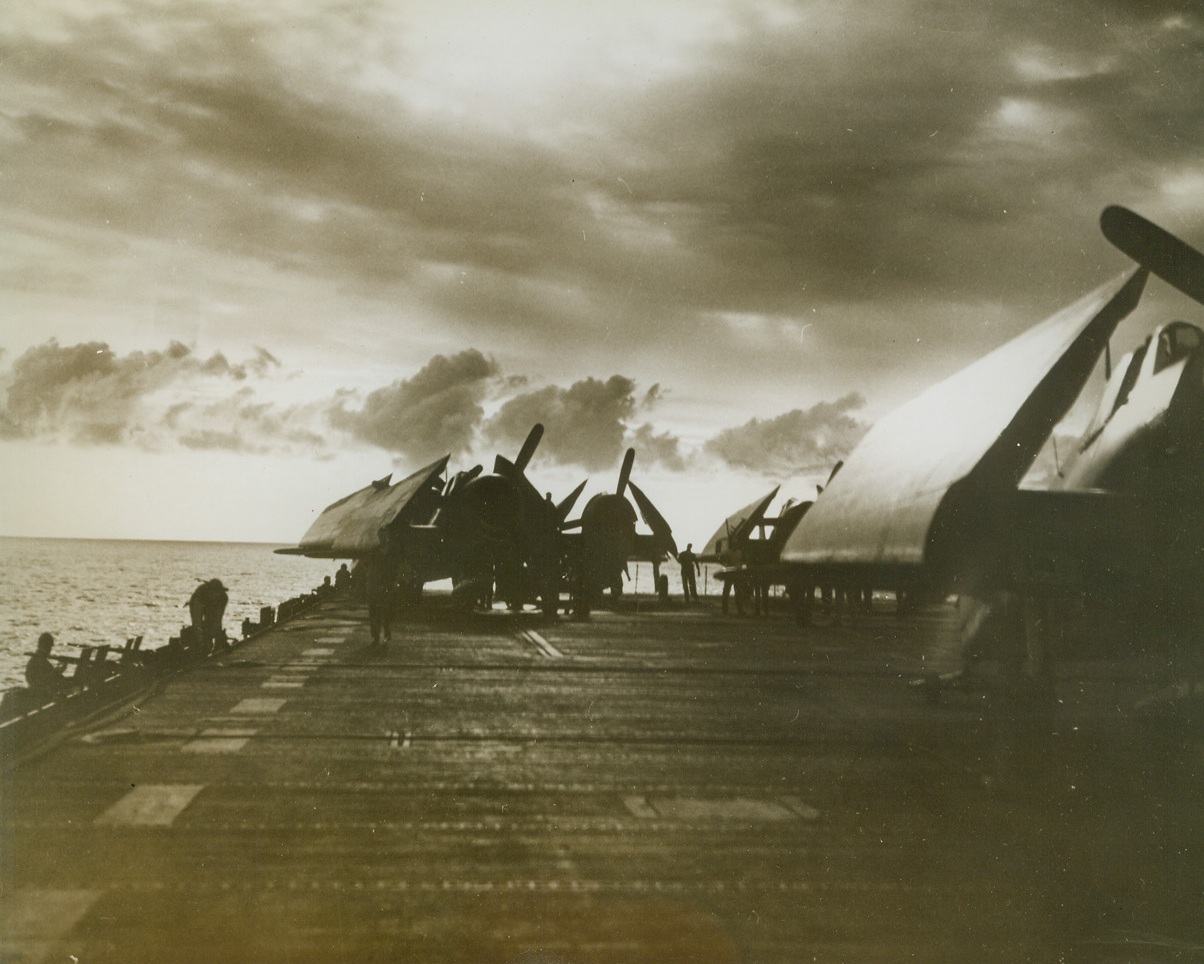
<box><xmin>362</xmin><ymin>557</ymin><xmax>393</xmax><ymax>649</ymax></box>
<box><xmin>679</xmin><ymin>544</ymin><xmax>700</xmax><ymax>603</ymax></box>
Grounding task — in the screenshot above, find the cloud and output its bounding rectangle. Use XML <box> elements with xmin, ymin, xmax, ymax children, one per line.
<box><xmin>0</xmin><ymin>338</ymin><xmax>285</xmax><ymax>447</ymax></box>
<box><xmin>2</xmin><ymin>0</ymin><xmax>1202</xmax><ymax>411</ymax></box>
<box><xmin>484</xmin><ymin>375</ymin><xmax>641</xmax><ymax>471</ymax></box>
<box><xmin>168</xmin><ymin>387</ymin><xmax>327</xmax><ymax>455</ymax></box>
<box><xmin>626</xmin><ymin>422</ymin><xmax>688</xmax><ymax>472</ymax></box>
<box><xmin>704</xmin><ymin>392</ymin><xmax>869</xmax><ymax>476</ymax></box>
<box><xmin>327</xmin><ymin>349</ymin><xmax>498</xmax><ymax>462</ymax></box>
<box><xmin>0</xmin><ymin>338</ymin><xmax>695</xmax><ymax>471</ymax></box>
<box><xmin>0</xmin><ymin>334</ymin><xmax>864</xmax><ymax>480</ymax></box>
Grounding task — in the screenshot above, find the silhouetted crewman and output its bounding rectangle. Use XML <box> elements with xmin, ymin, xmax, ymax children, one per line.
<box><xmin>189</xmin><ymin>579</ymin><xmax>230</xmax><ymax>654</ymax></box>
<box><xmin>363</xmin><ymin>558</ymin><xmax>392</xmax><ymax>648</ymax></box>
<box><xmin>25</xmin><ymin>632</ymin><xmax>68</xmax><ymax>698</ymax></box>
<box><xmin>679</xmin><ymin>544</ymin><xmax>700</xmax><ymax>602</ymax></box>
<box><xmin>335</xmin><ymin>563</ymin><xmax>352</xmax><ymax>592</ymax></box>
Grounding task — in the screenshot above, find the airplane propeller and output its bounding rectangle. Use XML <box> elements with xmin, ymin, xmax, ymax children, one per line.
<box><xmin>616</xmin><ymin>448</ymin><xmax>635</xmax><ymax>495</ymax></box>
<box><xmin>494</xmin><ymin>423</ymin><xmax>545</xmax><ymax>480</ymax></box>
<box><xmin>1101</xmin><ymin>205</ymin><xmax>1204</xmax><ymax>306</ymax></box>
<box><xmin>567</xmin><ymin>446</ymin><xmax>677</xmax><ymax>558</ymax></box>
<box><xmin>817</xmin><ymin>460</ymin><xmax>844</xmax><ymax>497</ymax></box>
<box><xmin>556</xmin><ymin>480</ymin><xmax>587</xmax><ymax>527</ymax></box>
<box><xmin>514</xmin><ymin>422</ymin><xmax>543</xmax><ymax>474</ymax></box>
<box><xmin>628</xmin><ymin>480</ymin><xmax>679</xmax><ymax>559</ymax></box>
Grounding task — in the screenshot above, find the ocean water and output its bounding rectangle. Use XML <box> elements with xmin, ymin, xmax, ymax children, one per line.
<box><xmin>0</xmin><ymin>537</ymin><xmax>725</xmax><ymax>692</ymax></box>
<box><xmin>0</xmin><ymin>537</ymin><xmax>337</xmax><ymax>691</ymax></box>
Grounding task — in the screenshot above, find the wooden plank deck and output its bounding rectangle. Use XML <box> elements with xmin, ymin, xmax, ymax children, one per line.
<box><xmin>2</xmin><ymin>596</ymin><xmax>1200</xmax><ymax>962</ymax></box>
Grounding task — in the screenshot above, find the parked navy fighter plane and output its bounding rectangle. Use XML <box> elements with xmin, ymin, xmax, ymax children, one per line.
<box><xmin>277</xmin><ymin>425</ymin><xmax>568</xmax><ymax>614</ymax></box>
<box><xmin>779</xmin><ymin>205</ymin><xmax>1203</xmax><ymax>685</ymax></box>
<box><xmin>699</xmin><ymin>486</ymin><xmax>812</xmax><ymax>615</ymax></box>
<box><xmin>559</xmin><ymin>447</ymin><xmax>678</xmax><ymax>613</ymax></box>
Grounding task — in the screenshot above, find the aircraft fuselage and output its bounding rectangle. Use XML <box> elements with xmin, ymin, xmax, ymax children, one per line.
<box><xmin>1059</xmin><ymin>320</ymin><xmax>1204</xmax><ymax>495</ymax></box>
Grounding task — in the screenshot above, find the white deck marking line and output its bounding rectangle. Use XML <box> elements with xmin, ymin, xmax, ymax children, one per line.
<box><xmin>623</xmin><ymin>795</ymin><xmax>659</xmax><ymax>819</ymax></box>
<box><xmin>652</xmin><ymin>797</ymin><xmax>795</xmax><ymax>821</ymax></box>
<box><xmin>301</xmin><ymin>647</ymin><xmax>336</xmax><ymax>657</ymax></box>
<box><xmin>107</xmin><ymin>877</ymin><xmax>946</xmax><ymax>896</ymax></box>
<box><xmin>183</xmin><ymin>728</ymin><xmax>258</xmax><ymax>754</ymax></box>
<box><xmin>520</xmin><ymin>630</ymin><xmax>564</xmax><ymax>659</ymax></box>
<box><xmin>0</xmin><ymin>889</ymin><xmax>100</xmax><ymax>963</ymax></box>
<box><xmin>777</xmin><ymin>795</ymin><xmax>822</xmax><ymax>820</ymax></box>
<box><xmin>231</xmin><ymin>697</ymin><xmax>287</xmax><ymax>714</ymax></box>
<box><xmin>94</xmin><ymin>785</ymin><xmax>205</xmax><ymax>827</ymax></box>
<box><xmin>261</xmin><ymin>678</ymin><xmax>305</xmax><ymax>689</ymax></box>
<box><xmin>388</xmin><ymin>730</ymin><xmax>413</xmax><ymax>751</ymax></box>
<box><xmin>624</xmin><ymin>796</ymin><xmax>801</xmax><ymax>821</ymax></box>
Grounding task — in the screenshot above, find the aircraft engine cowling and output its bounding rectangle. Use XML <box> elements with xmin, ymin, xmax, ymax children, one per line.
<box><xmin>443</xmin><ymin>473</ymin><xmax>521</xmax><ymax>554</ymax></box>
<box><xmin>580</xmin><ymin>493</ymin><xmax>638</xmax><ymax>593</ymax></box>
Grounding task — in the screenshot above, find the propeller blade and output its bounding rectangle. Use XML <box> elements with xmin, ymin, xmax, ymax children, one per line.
<box><xmin>1101</xmin><ymin>205</ymin><xmax>1204</xmax><ymax>306</ymax></box>
<box><xmin>628</xmin><ymin>481</ymin><xmax>679</xmax><ymax>558</ymax></box>
<box><xmin>514</xmin><ymin>423</ymin><xmax>544</xmax><ymax>473</ymax></box>
<box><xmin>616</xmin><ymin>448</ymin><xmax>635</xmax><ymax>495</ymax></box>
<box><xmin>825</xmin><ymin>460</ymin><xmax>844</xmax><ymax>488</ymax></box>
<box><xmin>555</xmin><ymin>480</ymin><xmax>587</xmax><ymax>525</ymax></box>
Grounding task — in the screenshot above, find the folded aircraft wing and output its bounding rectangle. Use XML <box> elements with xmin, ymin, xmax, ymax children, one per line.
<box><xmin>699</xmin><ymin>486</ymin><xmax>780</xmax><ymax>561</ymax></box>
<box><xmin>276</xmin><ymin>456</ymin><xmax>449</xmax><ymax>557</ymax></box>
<box><xmin>781</xmin><ymin>268</ymin><xmax>1148</xmax><ymax>573</ymax></box>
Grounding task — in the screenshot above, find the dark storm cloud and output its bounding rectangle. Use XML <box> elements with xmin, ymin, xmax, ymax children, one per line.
<box><xmin>0</xmin><ymin>338</ymin><xmax>285</xmax><ymax>446</ymax></box>
<box><xmin>328</xmin><ymin>350</ymin><xmax>499</xmax><ymax>462</ymax></box>
<box><xmin>704</xmin><ymin>393</ymin><xmax>869</xmax><ymax>476</ymax></box>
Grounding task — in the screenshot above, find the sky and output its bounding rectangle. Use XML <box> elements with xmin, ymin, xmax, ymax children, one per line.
<box><xmin>1</xmin><ymin>0</ymin><xmax>1202</xmax><ymax>546</ymax></box>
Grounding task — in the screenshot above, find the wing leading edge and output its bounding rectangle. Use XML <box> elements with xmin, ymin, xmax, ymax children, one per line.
<box><xmin>781</xmin><ymin>268</ymin><xmax>1148</xmax><ymax>577</ymax></box>
<box><xmin>276</xmin><ymin>455</ymin><xmax>450</xmax><ymax>558</ymax></box>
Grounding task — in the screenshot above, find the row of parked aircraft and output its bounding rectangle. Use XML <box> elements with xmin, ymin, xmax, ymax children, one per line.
<box><xmin>276</xmin><ymin>422</ymin><xmax>677</xmax><ymax>617</ymax></box>
<box><xmin>281</xmin><ymin>205</ymin><xmax>1201</xmax><ymax>681</ymax></box>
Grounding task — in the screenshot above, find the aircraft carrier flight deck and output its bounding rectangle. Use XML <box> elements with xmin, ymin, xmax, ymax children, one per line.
<box><xmin>3</xmin><ymin>595</ymin><xmax>1201</xmax><ymax>963</ymax></box>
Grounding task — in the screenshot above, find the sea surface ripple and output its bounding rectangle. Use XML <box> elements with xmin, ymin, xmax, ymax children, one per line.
<box><xmin>0</xmin><ymin>537</ymin><xmax>335</xmax><ymax>691</ymax></box>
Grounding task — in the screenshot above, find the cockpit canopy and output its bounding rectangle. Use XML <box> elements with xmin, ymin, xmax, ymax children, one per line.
<box><xmin>1153</xmin><ymin>320</ymin><xmax>1201</xmax><ymax>374</ymax></box>
<box><xmin>1082</xmin><ymin>320</ymin><xmax>1203</xmax><ymax>448</ymax></box>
